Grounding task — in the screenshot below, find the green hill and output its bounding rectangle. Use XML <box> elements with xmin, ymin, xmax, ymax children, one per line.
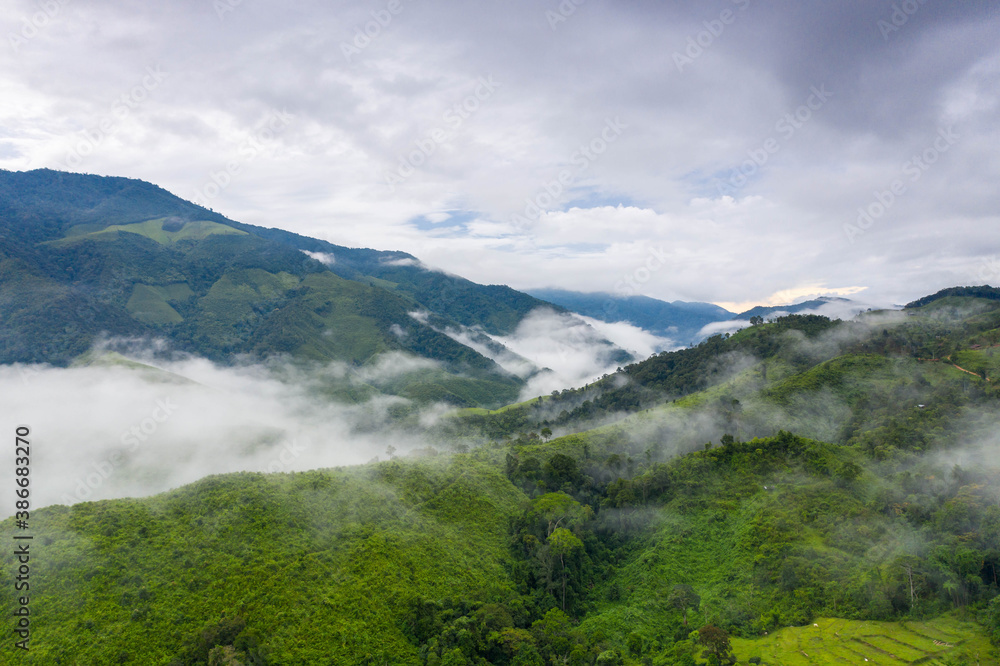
<box><xmin>2</xmin><ymin>293</ymin><xmax>1000</xmax><ymax>664</ymax></box>
<box><xmin>1</xmin><ymin>169</ymin><xmax>605</xmax><ymax>407</ymax></box>
<box><xmin>0</xmin><ymin>168</ymin><xmax>561</xmax><ymax>339</ymax></box>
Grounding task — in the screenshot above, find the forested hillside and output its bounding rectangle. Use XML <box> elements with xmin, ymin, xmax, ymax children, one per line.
<box><xmin>3</xmin><ymin>292</ymin><xmax>1000</xmax><ymax>664</ymax></box>
<box><xmin>0</xmin><ymin>170</ymin><xmax>630</xmax><ymax>408</ymax></box>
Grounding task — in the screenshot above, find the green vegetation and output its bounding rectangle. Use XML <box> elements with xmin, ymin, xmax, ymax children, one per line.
<box><xmin>6</xmin><ymin>293</ymin><xmax>1000</xmax><ymax>663</ymax></box>
<box><xmin>126</xmin><ymin>283</ymin><xmax>193</xmax><ymax>324</ymax></box>
<box><xmin>730</xmin><ymin>615</ymin><xmax>991</xmax><ymax>665</ymax></box>
<box><xmin>446</xmin><ymin>315</ymin><xmax>842</xmax><ymax>439</ymax></box>
<box><xmin>2</xmin><ymin>170</ymin><xmax>1000</xmax><ymax>664</ymax></box>
<box><xmin>4</xmin><ymin>421</ymin><xmax>998</xmax><ymax>664</ymax></box>
<box><xmin>52</xmin><ymin>217</ymin><xmax>247</xmax><ymax>246</ymax></box>
<box><xmin>0</xmin><ymin>170</ymin><xmax>532</xmax><ymax>407</ymax></box>
<box><xmin>1</xmin><ymin>458</ymin><xmax>526</xmax><ymax>664</ymax></box>
<box><xmin>904</xmin><ymin>285</ymin><xmax>1000</xmax><ymax>309</ymax></box>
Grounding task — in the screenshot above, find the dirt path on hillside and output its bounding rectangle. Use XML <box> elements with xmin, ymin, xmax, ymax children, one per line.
<box><xmin>950</xmin><ymin>363</ymin><xmax>981</xmax><ymax>378</ymax></box>
<box><xmin>916</xmin><ymin>357</ymin><xmax>990</xmax><ymax>382</ymax></box>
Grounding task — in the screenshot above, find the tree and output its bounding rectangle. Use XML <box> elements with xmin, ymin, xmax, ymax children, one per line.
<box><xmin>531</xmin><ymin>492</ymin><xmax>587</xmax><ymax>538</ymax></box>
<box><xmin>595</xmin><ymin>650</ymin><xmax>622</xmax><ymax>666</ymax></box>
<box><xmin>441</xmin><ymin>647</ymin><xmax>470</xmax><ymax>666</ymax></box>
<box><xmin>835</xmin><ymin>461</ymin><xmax>863</xmax><ymax>485</ymax></box>
<box><xmin>626</xmin><ymin>631</ymin><xmax>643</xmax><ymax>657</ymax></box>
<box><xmin>494</xmin><ymin>628</ymin><xmax>542</xmax><ymax>666</ymax></box>
<box><xmin>750</xmin><ymin>315</ymin><xmax>764</xmax><ymax>326</ymax></box>
<box><xmin>697</xmin><ymin>625</ymin><xmax>734</xmax><ymax>666</ymax></box>
<box><xmin>895</xmin><ymin>555</ymin><xmax>925</xmax><ymax>609</ymax></box>
<box><xmin>986</xmin><ymin>595</ymin><xmax>1000</xmax><ymax>646</ymax></box>
<box><xmin>549</xmin><ymin>528</ymin><xmax>584</xmax><ymax>611</ymax></box>
<box><xmin>668</xmin><ymin>584</ymin><xmax>701</xmax><ymax>626</ymax></box>
<box><xmin>543</xmin><ymin>453</ymin><xmax>578</xmax><ymax>487</ymax></box>
<box><xmin>531</xmin><ymin>609</ymin><xmax>577</xmax><ymax>663</ymax></box>
<box><xmin>208</xmin><ymin>646</ymin><xmax>245</xmax><ymax>666</ymax></box>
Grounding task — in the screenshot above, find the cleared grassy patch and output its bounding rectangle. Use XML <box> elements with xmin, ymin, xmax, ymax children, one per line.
<box><xmin>126</xmin><ymin>283</ymin><xmax>194</xmax><ymax>324</ymax></box>
<box><xmin>53</xmin><ymin>217</ymin><xmax>247</xmax><ymax>245</ymax></box>
<box><xmin>952</xmin><ymin>347</ymin><xmax>1000</xmax><ymax>382</ymax></box>
<box><xmin>730</xmin><ymin>615</ymin><xmax>995</xmax><ymax>665</ymax></box>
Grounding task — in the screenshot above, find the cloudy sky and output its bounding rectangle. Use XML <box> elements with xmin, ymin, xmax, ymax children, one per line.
<box><xmin>2</xmin><ymin>0</ymin><xmax>999</xmax><ymax>310</ymax></box>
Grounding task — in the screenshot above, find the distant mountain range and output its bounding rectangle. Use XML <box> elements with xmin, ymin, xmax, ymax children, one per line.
<box><xmin>525</xmin><ymin>289</ymin><xmax>734</xmax><ymax>347</ymax></box>
<box><xmin>0</xmin><ymin>169</ymin><xmax>631</xmax><ymax>407</ymax></box>
<box><xmin>525</xmin><ymin>289</ymin><xmax>859</xmax><ymax>347</ymax></box>
<box><xmin>734</xmin><ymin>296</ymin><xmax>855</xmax><ymax>321</ymax></box>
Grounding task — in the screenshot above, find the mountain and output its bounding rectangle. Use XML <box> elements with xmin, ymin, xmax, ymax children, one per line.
<box><xmin>526</xmin><ymin>288</ymin><xmax>733</xmax><ymax>346</ymax></box>
<box><xmin>734</xmin><ymin>296</ymin><xmax>854</xmax><ymax>321</ymax></box>
<box><xmin>904</xmin><ymin>284</ymin><xmax>1000</xmax><ymax>309</ymax></box>
<box><xmin>0</xmin><ymin>169</ymin><xmax>630</xmax><ymax>407</ymax></box>
<box><xmin>4</xmin><ymin>291</ymin><xmax>999</xmax><ymax>664</ymax></box>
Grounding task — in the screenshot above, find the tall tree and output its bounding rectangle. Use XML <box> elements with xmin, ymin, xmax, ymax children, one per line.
<box><xmin>548</xmin><ymin>528</ymin><xmax>584</xmax><ymax>611</ymax></box>
<box><xmin>697</xmin><ymin>625</ymin><xmax>734</xmax><ymax>666</ymax></box>
<box><xmin>668</xmin><ymin>584</ymin><xmax>701</xmax><ymax>626</ymax></box>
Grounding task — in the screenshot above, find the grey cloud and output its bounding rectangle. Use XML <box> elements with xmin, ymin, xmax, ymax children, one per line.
<box><xmin>1</xmin><ymin>0</ymin><xmax>998</xmax><ymax>309</ymax></box>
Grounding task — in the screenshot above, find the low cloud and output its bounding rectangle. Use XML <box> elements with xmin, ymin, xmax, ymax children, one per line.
<box><xmin>351</xmin><ymin>350</ymin><xmax>440</xmax><ymax>384</ymax></box>
<box><xmin>302</xmin><ymin>250</ymin><xmax>336</xmax><ymax>266</ymax></box>
<box><xmin>0</xmin><ymin>350</ymin><xmax>446</xmax><ymax>513</ymax></box>
<box><xmin>698</xmin><ymin>319</ymin><xmax>750</xmax><ymax>339</ymax></box>
<box><xmin>695</xmin><ymin>297</ymin><xmax>891</xmax><ymax>341</ymax></box>
<box><xmin>437</xmin><ymin>325</ymin><xmax>538</xmax><ymax>379</ymax></box>
<box><xmin>575</xmin><ymin>314</ymin><xmax>677</xmax><ymax>357</ymax></box>
<box><xmin>493</xmin><ymin>308</ymin><xmax>633</xmax><ymax>398</ymax></box>
<box><xmin>382</xmin><ymin>257</ymin><xmax>419</xmax><ymax>267</ymax></box>
<box><xmin>418</xmin><ymin>307</ymin><xmax>641</xmax><ymax>395</ymax></box>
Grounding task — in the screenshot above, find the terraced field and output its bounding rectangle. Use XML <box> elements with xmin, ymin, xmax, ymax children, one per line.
<box><xmin>731</xmin><ymin>615</ymin><xmax>995</xmax><ymax>665</ymax></box>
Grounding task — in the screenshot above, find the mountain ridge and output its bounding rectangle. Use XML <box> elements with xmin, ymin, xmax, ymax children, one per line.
<box><xmin>2</xmin><ymin>169</ymin><xmax>624</xmax><ymax>406</ymax></box>
<box><xmin>526</xmin><ymin>288</ymin><xmax>734</xmax><ymax>347</ymax></box>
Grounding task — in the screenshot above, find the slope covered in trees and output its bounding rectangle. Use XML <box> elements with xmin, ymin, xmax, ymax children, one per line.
<box><xmin>3</xmin><ymin>170</ymin><xmax>624</xmax><ymax>407</ymax></box>
<box><xmin>904</xmin><ymin>285</ymin><xmax>1000</xmax><ymax>309</ymax></box>
<box><xmin>3</xmin><ymin>292</ymin><xmax>1000</xmax><ymax>664</ymax></box>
